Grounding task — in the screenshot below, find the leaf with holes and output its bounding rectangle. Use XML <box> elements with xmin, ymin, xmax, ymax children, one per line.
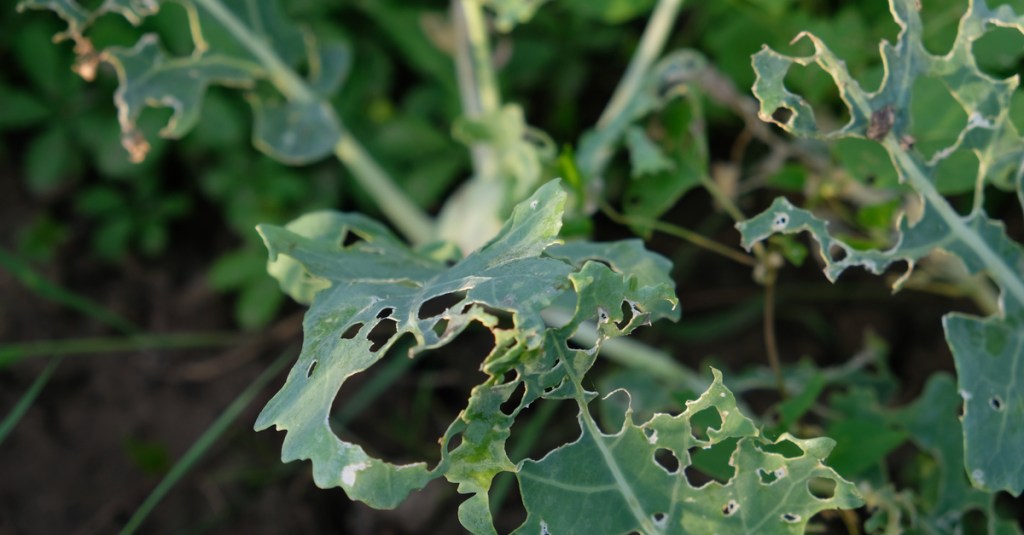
<box><xmin>18</xmin><ymin>0</ymin><xmax>349</xmax><ymax>164</ymax></box>
<box><xmin>255</xmin><ymin>180</ymin><xmax>681</xmax><ymax>532</ymax></box>
<box><xmin>515</xmin><ymin>368</ymin><xmax>862</xmax><ymax>534</ymax></box>
<box><xmin>744</xmin><ymin>0</ymin><xmax>1024</xmax><ymax>495</ymax></box>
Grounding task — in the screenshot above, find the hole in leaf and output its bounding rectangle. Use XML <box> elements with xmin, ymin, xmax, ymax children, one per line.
<box><xmin>828</xmin><ymin>244</ymin><xmax>847</xmax><ymax>262</ymax></box>
<box><xmin>432</xmin><ymin>318</ymin><xmax>449</xmax><ymax>337</ymax></box>
<box><xmin>654</xmin><ymin>448</ymin><xmax>680</xmax><ymax>474</ymax></box>
<box><xmin>491</xmin><ymin>472</ymin><xmax>527</xmax><ymax>531</ymax></box>
<box><xmin>688</xmin><ymin>437</ymin><xmax>737</xmax><ymax>485</ymax></box>
<box><xmin>446</xmin><ymin>432</ymin><xmax>463</xmax><ymax>454</ymax></box>
<box><xmin>367</xmin><ymin>319</ymin><xmax>398</xmax><ymax>352</ymax></box>
<box><xmin>376</xmin><ymin>307</ymin><xmax>394</xmax><ymax>319</ymax></box>
<box><xmin>808</xmin><ymin>476</ymin><xmax>836</xmax><ymax>499</ymax></box>
<box><xmin>690</xmin><ymin>407</ymin><xmax>722</xmax><ymax>441</ymax></box>
<box><xmin>306</xmin><ymin>360</ymin><xmax>317</xmax><ymax>378</ymax></box>
<box><xmin>990</xmin><ymin>396</ymin><xmax>1004</xmax><ymax>411</ymax></box>
<box><xmin>340</xmin><ymin>322</ymin><xmax>363</xmax><ymax>339</ymax></box>
<box><xmin>759</xmin><ymin>467</ymin><xmax>786</xmax><ymax>484</ymax></box>
<box><xmin>418</xmin><ymin>292</ymin><xmax>465</xmax><ymax>319</ymax></box>
<box><xmin>771</xmin><ymin>107</ymin><xmax>793</xmax><ymax>124</ymax></box>
<box><xmin>910</xmin><ymin>77</ymin><xmax>967</xmax><ymax>161</ymax></box>
<box><xmin>341</xmin><ymin>231</ymin><xmax>364</xmax><ymax>248</ymax></box>
<box><xmin>565</xmin><ymin>337</ymin><xmax>590</xmax><ymax>351</ymax></box>
<box><xmin>480</xmin><ymin>306</ymin><xmax>515</xmax><ymax>330</ymax></box>
<box><xmin>758</xmin><ymin>439</ymin><xmax>803</xmax><ymax>458</ymax></box>
<box><xmin>501</xmin><ymin>381</ymin><xmax>526</xmax><ymax>416</ymax></box>
<box><xmin>973</xmin><ymin>26</ymin><xmax>1024</xmax><ymax>79</ymax></box>
<box><xmin>616</xmin><ymin>300</ymin><xmax>634</xmax><ymax>329</ymax></box>
<box><xmin>781</xmin><ymin>513</ymin><xmax>801</xmax><ymax>523</ymax></box>
<box><xmin>721</xmin><ymin>500</ymin><xmax>739</xmax><ymax>516</ymax></box>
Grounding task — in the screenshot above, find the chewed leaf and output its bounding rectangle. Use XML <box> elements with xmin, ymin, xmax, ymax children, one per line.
<box><xmin>945</xmin><ymin>314</ymin><xmax>1024</xmax><ymax>495</ymax></box>
<box><xmin>255</xmin><ymin>180</ymin><xmax>680</xmax><ymax>530</ymax></box>
<box><xmin>20</xmin><ymin>0</ymin><xmax>349</xmax><ymax>164</ymax></box>
<box><xmin>103</xmin><ymin>35</ymin><xmax>256</xmax><ymax>162</ymax></box>
<box><xmin>746</xmin><ymin>0</ymin><xmax>1024</xmax><ymax>495</ymax></box>
<box><xmin>515</xmin><ymin>369</ymin><xmax>861</xmax><ymax>534</ymax></box>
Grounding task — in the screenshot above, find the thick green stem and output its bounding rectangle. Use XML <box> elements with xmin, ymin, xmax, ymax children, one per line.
<box><xmin>884</xmin><ymin>138</ymin><xmax>1024</xmax><ymax>307</ymax></box>
<box><xmin>452</xmin><ymin>0</ymin><xmax>501</xmax><ymax>180</ymax></box>
<box><xmin>334</xmin><ymin>136</ymin><xmax>437</xmax><ymax>245</ymax></box>
<box><xmin>596</xmin><ymin>0</ymin><xmax>684</xmax><ymax>129</ymax></box>
<box><xmin>194</xmin><ymin>0</ymin><xmax>435</xmax><ymax>244</ymax></box>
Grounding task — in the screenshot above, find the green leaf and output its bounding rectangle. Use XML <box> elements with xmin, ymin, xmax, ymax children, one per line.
<box><xmin>944</xmin><ymin>314</ymin><xmax>1024</xmax><ymax>495</ymax></box>
<box><xmin>480</xmin><ymin>0</ymin><xmax>549</xmax><ymax>31</ymax></box>
<box><xmin>625</xmin><ymin>126</ymin><xmax>675</xmax><ymax>178</ymax></box>
<box><xmin>744</xmin><ymin>0</ymin><xmax>1024</xmax><ymax>495</ymax></box>
<box><xmin>22</xmin><ymin>0</ymin><xmax>348</xmax><ymax>165</ymax></box>
<box><xmin>255</xmin><ymin>180</ymin><xmax>680</xmax><ymax>520</ymax></box>
<box><xmin>515</xmin><ymin>369</ymin><xmax>861</xmax><ymax>534</ymax></box>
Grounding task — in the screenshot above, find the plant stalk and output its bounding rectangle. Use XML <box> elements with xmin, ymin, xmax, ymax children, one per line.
<box><xmin>333</xmin><ymin>136</ymin><xmax>437</xmax><ymax>245</ymax></box>
<box><xmin>596</xmin><ymin>0</ymin><xmax>685</xmax><ymax>129</ymax></box>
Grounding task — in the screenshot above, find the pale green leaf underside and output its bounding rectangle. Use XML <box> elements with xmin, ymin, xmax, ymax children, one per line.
<box><xmin>743</xmin><ymin>0</ymin><xmax>1024</xmax><ymax>495</ymax></box>
<box><xmin>18</xmin><ymin>0</ymin><xmax>348</xmax><ymax>165</ymax></box>
<box><xmin>515</xmin><ymin>369</ymin><xmax>862</xmax><ymax>534</ymax></box>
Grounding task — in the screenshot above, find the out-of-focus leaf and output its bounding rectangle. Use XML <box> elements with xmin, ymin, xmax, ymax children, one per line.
<box><xmin>25</xmin><ymin>126</ymin><xmax>76</xmax><ymax>194</ymax></box>
<box><xmin>20</xmin><ymin>0</ymin><xmax>349</xmax><ymax>165</ymax></box>
<box><xmin>624</xmin><ymin>126</ymin><xmax>675</xmax><ymax>178</ymax></box>
<box><xmin>744</xmin><ymin>0</ymin><xmax>1024</xmax><ymax>494</ymax></box>
<box><xmin>480</xmin><ymin>0</ymin><xmax>549</xmax><ymax>31</ymax></box>
<box><xmin>562</xmin><ymin>0</ymin><xmax>656</xmax><ymax>24</ymax></box>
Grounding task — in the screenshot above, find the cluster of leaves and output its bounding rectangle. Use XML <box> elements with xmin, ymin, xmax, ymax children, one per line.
<box><xmin>15</xmin><ymin>0</ymin><xmax>1024</xmax><ymax>532</ymax></box>
<box><xmin>257</xmin><ymin>181</ymin><xmax>861</xmax><ymax>533</ymax></box>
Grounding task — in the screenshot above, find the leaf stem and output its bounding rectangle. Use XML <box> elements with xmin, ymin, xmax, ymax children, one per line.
<box><xmin>191</xmin><ymin>0</ymin><xmax>314</xmax><ymax>103</ymax></box>
<box><xmin>333</xmin><ymin>136</ymin><xmax>437</xmax><ymax>245</ymax></box>
<box><xmin>597</xmin><ymin>0</ymin><xmax>685</xmax><ymax>129</ymax></box>
<box><xmin>885</xmin><ymin>137</ymin><xmax>1024</xmax><ymax>306</ymax></box>
<box><xmin>599</xmin><ymin>201</ymin><xmax>757</xmax><ymax>267</ymax></box>
<box><xmin>452</xmin><ymin>0</ymin><xmax>501</xmax><ymax>180</ymax></box>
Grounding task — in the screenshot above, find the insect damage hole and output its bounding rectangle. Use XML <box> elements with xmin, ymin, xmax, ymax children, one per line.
<box><xmin>781</xmin><ymin>513</ymin><xmax>801</xmax><ymax>523</ymax></box>
<box><xmin>306</xmin><ymin>360</ymin><xmax>318</xmax><ymax>378</ymax></box>
<box><xmin>808</xmin><ymin>477</ymin><xmax>836</xmax><ymax>499</ymax></box>
<box><xmin>367</xmin><ymin>319</ymin><xmax>398</xmax><ymax>352</ymax></box>
<box><xmin>771</xmin><ymin>107</ymin><xmax>793</xmax><ymax>124</ymax></box>
<box><xmin>827</xmin><ymin>243</ymin><xmax>847</xmax><ymax>262</ymax></box>
<box><xmin>989</xmin><ymin>396</ymin><xmax>1004</xmax><ymax>411</ymax></box>
<box><xmin>654</xmin><ymin>448</ymin><xmax>680</xmax><ymax>474</ymax></box>
<box><xmin>418</xmin><ymin>292</ymin><xmax>465</xmax><ymax>319</ymax></box>
<box><xmin>722</xmin><ymin>500</ymin><xmax>739</xmax><ymax>516</ymax></box>
<box><xmin>652</xmin><ymin>513</ymin><xmax>667</xmax><ymax>529</ymax></box>
<box><xmin>340</xmin><ymin>322</ymin><xmax>364</xmax><ymax>339</ymax></box>
<box><xmin>771</xmin><ymin>213</ymin><xmax>789</xmax><ymax>231</ymax></box>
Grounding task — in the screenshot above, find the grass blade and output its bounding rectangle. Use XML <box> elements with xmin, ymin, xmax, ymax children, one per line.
<box><xmin>0</xmin><ymin>357</ymin><xmax>61</xmax><ymax>446</ymax></box>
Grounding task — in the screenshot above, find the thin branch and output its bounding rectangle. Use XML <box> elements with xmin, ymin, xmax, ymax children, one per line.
<box><xmin>600</xmin><ymin>201</ymin><xmax>757</xmax><ymax>267</ymax></box>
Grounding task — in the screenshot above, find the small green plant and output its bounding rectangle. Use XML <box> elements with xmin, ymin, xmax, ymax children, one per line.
<box><xmin>17</xmin><ymin>0</ymin><xmax>1024</xmax><ymax>532</ymax></box>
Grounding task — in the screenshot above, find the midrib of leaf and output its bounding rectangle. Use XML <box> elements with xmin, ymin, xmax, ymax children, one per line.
<box><xmin>885</xmin><ymin>137</ymin><xmax>1024</xmax><ymax>306</ymax></box>
<box><xmin>563</xmin><ymin>355</ymin><xmax>662</xmax><ymax>535</ymax></box>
